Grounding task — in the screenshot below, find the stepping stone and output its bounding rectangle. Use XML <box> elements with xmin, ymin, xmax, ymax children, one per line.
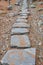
<box><xmin>20</xmin><ymin>9</ymin><xmax>28</xmax><ymax>11</ymax></box>
<box><xmin>19</xmin><ymin>11</ymin><xmax>30</xmax><ymax>14</ymax></box>
<box><xmin>1</xmin><ymin>48</ymin><xmax>36</xmax><ymax>65</ymax></box>
<box><xmin>30</xmin><ymin>4</ymin><xmax>36</xmax><ymax>8</ymax></box>
<box><xmin>12</xmin><ymin>23</ymin><xmax>30</xmax><ymax>28</ymax></box>
<box><xmin>11</xmin><ymin>28</ymin><xmax>29</xmax><ymax>35</ymax></box>
<box><xmin>10</xmin><ymin>34</ymin><xmax>30</xmax><ymax>47</ymax></box>
<box><xmin>16</xmin><ymin>19</ymin><xmax>28</xmax><ymax>23</ymax></box>
<box><xmin>18</xmin><ymin>16</ymin><xmax>28</xmax><ymax>19</ymax></box>
<box><xmin>20</xmin><ymin>10</ymin><xmax>28</xmax><ymax>13</ymax></box>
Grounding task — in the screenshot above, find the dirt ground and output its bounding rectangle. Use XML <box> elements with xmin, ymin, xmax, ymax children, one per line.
<box><xmin>0</xmin><ymin>0</ymin><xmax>43</xmax><ymax>65</ymax></box>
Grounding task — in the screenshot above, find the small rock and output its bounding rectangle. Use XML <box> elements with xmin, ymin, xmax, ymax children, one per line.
<box><xmin>30</xmin><ymin>4</ymin><xmax>36</xmax><ymax>8</ymax></box>
<box><xmin>38</xmin><ymin>20</ymin><xmax>43</xmax><ymax>27</ymax></box>
<box><xmin>38</xmin><ymin>8</ymin><xmax>43</xmax><ymax>11</ymax></box>
<box><xmin>7</xmin><ymin>5</ymin><xmax>12</xmax><ymax>10</ymax></box>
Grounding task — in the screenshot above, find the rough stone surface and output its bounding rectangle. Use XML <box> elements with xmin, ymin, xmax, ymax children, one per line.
<box><xmin>19</xmin><ymin>11</ymin><xmax>30</xmax><ymax>14</ymax></box>
<box><xmin>11</xmin><ymin>34</ymin><xmax>30</xmax><ymax>47</ymax></box>
<box><xmin>12</xmin><ymin>23</ymin><xmax>30</xmax><ymax>28</ymax></box>
<box><xmin>1</xmin><ymin>48</ymin><xmax>36</xmax><ymax>65</ymax></box>
<box><xmin>20</xmin><ymin>13</ymin><xmax>27</xmax><ymax>16</ymax></box>
<box><xmin>11</xmin><ymin>28</ymin><xmax>29</xmax><ymax>35</ymax></box>
<box><xmin>16</xmin><ymin>19</ymin><xmax>28</xmax><ymax>23</ymax></box>
<box><xmin>18</xmin><ymin>16</ymin><xmax>28</xmax><ymax>19</ymax></box>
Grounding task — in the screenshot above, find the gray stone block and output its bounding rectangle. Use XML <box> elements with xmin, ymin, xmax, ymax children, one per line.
<box><xmin>30</xmin><ymin>5</ymin><xmax>36</xmax><ymax>8</ymax></box>
<box><xmin>19</xmin><ymin>11</ymin><xmax>30</xmax><ymax>14</ymax></box>
<box><xmin>11</xmin><ymin>28</ymin><xmax>29</xmax><ymax>35</ymax></box>
<box><xmin>1</xmin><ymin>48</ymin><xmax>36</xmax><ymax>65</ymax></box>
<box><xmin>18</xmin><ymin>16</ymin><xmax>28</xmax><ymax>19</ymax></box>
<box><xmin>10</xmin><ymin>34</ymin><xmax>30</xmax><ymax>47</ymax></box>
<box><xmin>12</xmin><ymin>23</ymin><xmax>30</xmax><ymax>28</ymax></box>
<box><xmin>38</xmin><ymin>8</ymin><xmax>43</xmax><ymax>11</ymax></box>
<box><xmin>20</xmin><ymin>13</ymin><xmax>27</xmax><ymax>16</ymax></box>
<box><xmin>7</xmin><ymin>5</ymin><xmax>12</xmax><ymax>10</ymax></box>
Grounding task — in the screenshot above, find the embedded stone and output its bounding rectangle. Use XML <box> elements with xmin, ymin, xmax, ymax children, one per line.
<box><xmin>10</xmin><ymin>35</ymin><xmax>30</xmax><ymax>47</ymax></box>
<box><xmin>30</xmin><ymin>4</ymin><xmax>36</xmax><ymax>8</ymax></box>
<box><xmin>16</xmin><ymin>19</ymin><xmax>28</xmax><ymax>23</ymax></box>
<box><xmin>12</xmin><ymin>23</ymin><xmax>30</xmax><ymax>28</ymax></box>
<box><xmin>18</xmin><ymin>16</ymin><xmax>28</xmax><ymax>19</ymax></box>
<box><xmin>20</xmin><ymin>13</ymin><xmax>27</xmax><ymax>16</ymax></box>
<box><xmin>11</xmin><ymin>28</ymin><xmax>29</xmax><ymax>35</ymax></box>
<box><xmin>1</xmin><ymin>48</ymin><xmax>36</xmax><ymax>65</ymax></box>
<box><xmin>19</xmin><ymin>11</ymin><xmax>30</xmax><ymax>14</ymax></box>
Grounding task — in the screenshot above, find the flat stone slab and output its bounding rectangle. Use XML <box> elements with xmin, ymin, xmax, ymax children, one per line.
<box><xmin>18</xmin><ymin>16</ymin><xmax>28</xmax><ymax>19</ymax></box>
<box><xmin>11</xmin><ymin>28</ymin><xmax>29</xmax><ymax>35</ymax></box>
<box><xmin>20</xmin><ymin>8</ymin><xmax>27</xmax><ymax>11</ymax></box>
<box><xmin>20</xmin><ymin>7</ymin><xmax>28</xmax><ymax>11</ymax></box>
<box><xmin>20</xmin><ymin>13</ymin><xmax>28</xmax><ymax>16</ymax></box>
<box><xmin>15</xmin><ymin>0</ymin><xmax>21</xmax><ymax>6</ymax></box>
<box><xmin>16</xmin><ymin>19</ymin><xmax>28</xmax><ymax>23</ymax></box>
<box><xmin>10</xmin><ymin>35</ymin><xmax>30</xmax><ymax>47</ymax></box>
<box><xmin>1</xmin><ymin>48</ymin><xmax>36</xmax><ymax>65</ymax></box>
<box><xmin>19</xmin><ymin>11</ymin><xmax>30</xmax><ymax>14</ymax></box>
<box><xmin>12</xmin><ymin>23</ymin><xmax>30</xmax><ymax>28</ymax></box>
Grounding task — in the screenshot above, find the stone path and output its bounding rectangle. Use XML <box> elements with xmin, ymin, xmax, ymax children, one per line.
<box><xmin>11</xmin><ymin>0</ymin><xmax>30</xmax><ymax>47</ymax></box>
<box><xmin>1</xmin><ymin>0</ymin><xmax>36</xmax><ymax>65</ymax></box>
